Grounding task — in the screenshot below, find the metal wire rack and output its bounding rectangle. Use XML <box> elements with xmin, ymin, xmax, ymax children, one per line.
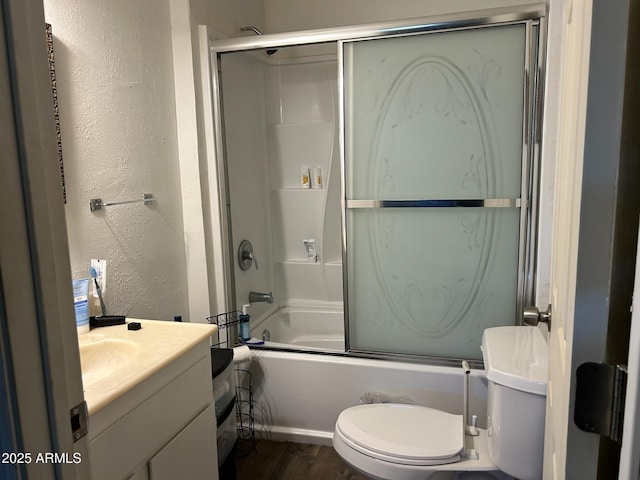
<box><xmin>234</xmin><ymin>368</ymin><xmax>256</xmax><ymax>457</ymax></box>
<box><xmin>207</xmin><ymin>310</ymin><xmax>243</xmax><ymax>348</ymax></box>
<box><xmin>207</xmin><ymin>311</ymin><xmax>256</xmax><ymax>457</ymax></box>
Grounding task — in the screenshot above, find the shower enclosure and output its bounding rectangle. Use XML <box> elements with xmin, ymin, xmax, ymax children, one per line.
<box><xmin>209</xmin><ymin>4</ymin><xmax>545</xmax><ymax>363</ymax></box>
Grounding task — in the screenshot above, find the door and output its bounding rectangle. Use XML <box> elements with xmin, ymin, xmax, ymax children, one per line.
<box><xmin>619</xmin><ymin>229</ymin><xmax>640</xmax><ymax>479</ymax></box>
<box><xmin>543</xmin><ymin>0</ymin><xmax>634</xmax><ymax>478</ymax></box>
<box><xmin>0</xmin><ymin>0</ymin><xmax>90</xmax><ymax>477</ymax></box>
<box><xmin>342</xmin><ymin>21</ymin><xmax>540</xmax><ymax>362</ymax></box>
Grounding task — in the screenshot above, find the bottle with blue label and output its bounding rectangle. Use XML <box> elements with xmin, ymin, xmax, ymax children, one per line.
<box><xmin>239</xmin><ymin>304</ymin><xmax>251</xmax><ymax>342</ymax></box>
<box><xmin>72</xmin><ymin>278</ymin><xmax>90</xmax><ymax>334</ymax></box>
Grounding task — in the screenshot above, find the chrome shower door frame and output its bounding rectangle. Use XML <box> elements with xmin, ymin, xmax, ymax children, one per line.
<box><xmin>208</xmin><ymin>4</ymin><xmax>546</xmax><ymax>363</ymax></box>
<box><xmin>339</xmin><ymin>13</ymin><xmax>546</xmax><ymax>366</ymax></box>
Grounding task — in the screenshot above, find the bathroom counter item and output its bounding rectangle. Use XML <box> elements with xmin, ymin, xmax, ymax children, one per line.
<box><xmin>81</xmin><ymin>319</ymin><xmax>218</xmax><ymax>480</ymax></box>
<box><xmin>90</xmin><ymin>314</ymin><xmax>126</xmax><ymax>328</ymax></box>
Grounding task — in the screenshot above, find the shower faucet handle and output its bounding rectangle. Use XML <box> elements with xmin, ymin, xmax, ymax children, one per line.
<box><xmin>245</xmin><ymin>251</ymin><xmax>259</xmax><ymax>270</ymax></box>
<box><xmin>238</xmin><ymin>240</ymin><xmax>259</xmax><ymax>270</ymax></box>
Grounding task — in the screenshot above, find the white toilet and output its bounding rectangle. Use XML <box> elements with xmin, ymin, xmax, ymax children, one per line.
<box><xmin>333</xmin><ymin>326</ymin><xmax>548</xmax><ymax>480</ymax></box>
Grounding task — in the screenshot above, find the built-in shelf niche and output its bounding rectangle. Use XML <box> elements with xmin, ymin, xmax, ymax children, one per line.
<box><xmin>268</xmin><ymin>122</ymin><xmax>333</xmax><ymax>190</ymax></box>
<box><xmin>266</xmin><ymin>56</ymin><xmax>341</xmax><ymax>303</ymax></box>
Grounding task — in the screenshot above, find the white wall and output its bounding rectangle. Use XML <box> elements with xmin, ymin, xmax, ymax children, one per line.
<box><xmin>43</xmin><ymin>0</ymin><xmax>189</xmax><ymax>321</ymax></box>
<box><xmin>220</xmin><ymin>52</ymin><xmax>275</xmax><ymax>319</ymax></box>
<box><xmin>191</xmin><ymin>0</ymin><xmax>265</xmax><ymax>38</ymax></box>
<box><xmin>169</xmin><ymin>0</ymin><xmax>266</xmax><ymax>325</ymax></box>
<box><xmin>266</xmin><ymin>55</ymin><xmax>343</xmax><ymax>305</ymax></box>
<box><xmin>42</xmin><ymin>0</ymin><xmax>266</xmax><ymax>324</ymax></box>
<box><xmin>265</xmin><ymin>0</ymin><xmax>540</xmax><ymax>32</ymax></box>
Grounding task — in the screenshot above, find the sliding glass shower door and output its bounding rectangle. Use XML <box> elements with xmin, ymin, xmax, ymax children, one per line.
<box><xmin>342</xmin><ymin>23</ymin><xmax>538</xmax><ymax>360</ymax></box>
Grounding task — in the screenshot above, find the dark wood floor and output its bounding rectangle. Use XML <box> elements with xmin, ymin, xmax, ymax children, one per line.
<box><xmin>235</xmin><ymin>439</ymin><xmax>368</xmax><ymax>480</ymax></box>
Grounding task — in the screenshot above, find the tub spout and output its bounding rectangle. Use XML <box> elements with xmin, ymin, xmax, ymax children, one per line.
<box><xmin>249</xmin><ymin>291</ymin><xmax>274</xmax><ymax>304</ymax></box>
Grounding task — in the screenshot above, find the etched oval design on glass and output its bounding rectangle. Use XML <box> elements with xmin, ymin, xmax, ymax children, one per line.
<box><xmin>344</xmin><ymin>24</ymin><xmax>526</xmax><ymax>358</ymax></box>
<box><xmin>368</xmin><ymin>53</ymin><xmax>499</xmax><ymax>337</ymax></box>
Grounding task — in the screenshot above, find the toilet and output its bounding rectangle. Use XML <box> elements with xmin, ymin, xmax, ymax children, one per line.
<box><xmin>333</xmin><ymin>326</ymin><xmax>548</xmax><ymax>480</ymax></box>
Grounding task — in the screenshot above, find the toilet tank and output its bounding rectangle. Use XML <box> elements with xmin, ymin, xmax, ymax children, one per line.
<box><xmin>481</xmin><ymin>326</ymin><xmax>548</xmax><ymax>480</ymax></box>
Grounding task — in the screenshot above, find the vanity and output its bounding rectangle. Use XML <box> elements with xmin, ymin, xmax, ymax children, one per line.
<box><xmin>78</xmin><ymin>319</ymin><xmax>218</xmax><ymax>480</ymax></box>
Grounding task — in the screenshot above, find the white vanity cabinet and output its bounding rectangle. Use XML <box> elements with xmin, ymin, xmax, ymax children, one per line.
<box><xmin>148</xmin><ymin>403</ymin><xmax>217</xmax><ymax>479</ymax></box>
<box><xmin>79</xmin><ymin>320</ymin><xmax>218</xmax><ymax>480</ymax></box>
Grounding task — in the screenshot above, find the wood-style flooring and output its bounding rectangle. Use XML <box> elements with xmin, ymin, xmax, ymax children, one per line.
<box><xmin>235</xmin><ymin>439</ymin><xmax>368</xmax><ymax>480</ymax></box>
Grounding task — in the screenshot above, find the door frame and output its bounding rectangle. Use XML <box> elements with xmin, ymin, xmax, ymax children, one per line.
<box><xmin>0</xmin><ymin>0</ymin><xmax>89</xmax><ymax>477</ymax></box>
<box><xmin>542</xmin><ymin>0</ymin><xmax>637</xmax><ymax>477</ymax></box>
<box><xmin>566</xmin><ymin>0</ymin><xmax>635</xmax><ymax>476</ymax></box>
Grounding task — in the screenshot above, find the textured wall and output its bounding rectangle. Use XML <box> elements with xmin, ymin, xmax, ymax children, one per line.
<box><xmin>192</xmin><ymin>0</ymin><xmax>266</xmax><ymax>38</ymax></box>
<box><xmin>167</xmin><ymin>0</ymin><xmax>266</xmax><ymax>323</ymax></box>
<box><xmin>43</xmin><ymin>0</ymin><xmax>188</xmax><ymax>321</ymax></box>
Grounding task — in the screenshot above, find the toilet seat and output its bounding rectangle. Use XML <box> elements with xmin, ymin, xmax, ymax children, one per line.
<box><xmin>335</xmin><ymin>404</ymin><xmax>463</xmax><ymax>466</ymax></box>
<box><xmin>333</xmin><ymin>403</ymin><xmax>499</xmax><ymax>480</ymax></box>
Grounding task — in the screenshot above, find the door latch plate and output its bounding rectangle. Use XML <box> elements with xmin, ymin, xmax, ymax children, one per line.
<box><xmin>70</xmin><ymin>401</ymin><xmax>88</xmax><ymax>442</ymax></box>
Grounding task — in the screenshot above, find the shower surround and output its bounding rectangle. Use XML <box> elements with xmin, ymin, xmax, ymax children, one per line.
<box><xmin>221</xmin><ymin>44</ymin><xmax>344</xmax><ymax>324</ymax></box>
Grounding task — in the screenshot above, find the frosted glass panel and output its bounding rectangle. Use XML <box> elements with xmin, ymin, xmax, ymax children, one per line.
<box><xmin>344</xmin><ymin>25</ymin><xmax>525</xmax><ymax>200</ymax></box>
<box><xmin>343</xmin><ymin>24</ymin><xmax>528</xmax><ymax>360</ymax></box>
<box><xmin>347</xmin><ymin>208</ymin><xmax>520</xmax><ymax>360</ymax></box>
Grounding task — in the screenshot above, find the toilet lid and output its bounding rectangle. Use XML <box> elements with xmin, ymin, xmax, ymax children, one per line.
<box><xmin>336</xmin><ymin>404</ymin><xmax>463</xmax><ymax>465</ymax></box>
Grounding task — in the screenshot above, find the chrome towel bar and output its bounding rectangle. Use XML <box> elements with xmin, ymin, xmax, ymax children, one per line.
<box><xmin>89</xmin><ymin>193</ymin><xmax>155</xmax><ymax>212</ymax></box>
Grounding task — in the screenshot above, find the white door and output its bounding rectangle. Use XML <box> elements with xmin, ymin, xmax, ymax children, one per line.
<box><xmin>619</xmin><ymin>230</ymin><xmax>640</xmax><ymax>479</ymax></box>
<box><xmin>342</xmin><ymin>22</ymin><xmax>534</xmax><ymax>361</ymax></box>
<box><xmin>542</xmin><ymin>1</ymin><xmax>593</xmax><ymax>477</ymax></box>
<box><xmin>543</xmin><ymin>0</ymin><xmax>632</xmax><ymax>478</ymax></box>
<box><xmin>0</xmin><ymin>0</ymin><xmax>90</xmax><ymax>477</ymax></box>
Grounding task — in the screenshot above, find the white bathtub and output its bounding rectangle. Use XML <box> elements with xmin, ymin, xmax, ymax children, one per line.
<box><xmin>243</xmin><ymin>307</ymin><xmax>489</xmax><ymax>446</ymax></box>
<box><xmin>251</xmin><ymin>306</ymin><xmax>345</xmax><ymax>351</ymax></box>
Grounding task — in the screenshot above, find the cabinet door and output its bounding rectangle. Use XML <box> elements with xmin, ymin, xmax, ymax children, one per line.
<box><xmin>148</xmin><ymin>403</ymin><xmax>218</xmax><ymax>480</ymax></box>
<box><xmin>127</xmin><ymin>466</ymin><xmax>150</xmax><ymax>480</ymax></box>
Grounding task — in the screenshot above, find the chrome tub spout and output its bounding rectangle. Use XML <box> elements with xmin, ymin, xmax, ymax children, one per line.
<box><xmin>249</xmin><ymin>291</ymin><xmax>274</xmax><ymax>304</ymax></box>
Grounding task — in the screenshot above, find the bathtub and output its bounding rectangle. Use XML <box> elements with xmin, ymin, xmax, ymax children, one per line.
<box><xmin>251</xmin><ymin>306</ymin><xmax>345</xmax><ymax>351</ymax></box>
<box><xmin>243</xmin><ymin>307</ymin><xmax>489</xmax><ymax>446</ymax></box>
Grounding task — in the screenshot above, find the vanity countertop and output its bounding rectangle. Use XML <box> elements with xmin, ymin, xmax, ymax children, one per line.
<box><xmin>78</xmin><ymin>319</ymin><xmax>217</xmax><ymax>415</ymax></box>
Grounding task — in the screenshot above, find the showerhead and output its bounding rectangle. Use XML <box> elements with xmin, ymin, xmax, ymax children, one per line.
<box><xmin>240</xmin><ymin>26</ymin><xmax>262</xmax><ymax>35</ymax></box>
<box><xmin>239</xmin><ymin>25</ymin><xmax>278</xmax><ymax>56</ymax></box>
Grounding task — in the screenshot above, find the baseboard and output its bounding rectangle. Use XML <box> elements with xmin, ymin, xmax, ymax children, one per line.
<box><xmin>254</xmin><ymin>424</ymin><xmax>333</xmax><ymax>446</ymax></box>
